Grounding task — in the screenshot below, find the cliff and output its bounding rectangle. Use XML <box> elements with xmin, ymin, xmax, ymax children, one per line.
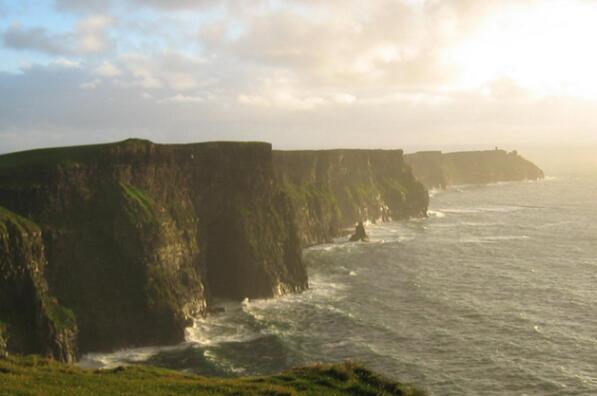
<box><xmin>0</xmin><ymin>139</ymin><xmax>306</xmax><ymax>355</ymax></box>
<box><xmin>0</xmin><ymin>140</ymin><xmax>430</xmax><ymax>359</ymax></box>
<box><xmin>274</xmin><ymin>150</ymin><xmax>429</xmax><ymax>246</ymax></box>
<box><xmin>404</xmin><ymin>149</ymin><xmax>544</xmax><ymax>189</ymax></box>
<box><xmin>0</xmin><ymin>207</ymin><xmax>78</xmax><ymax>362</ymax></box>
<box><xmin>0</xmin><ymin>356</ymin><xmax>425</xmax><ymax>395</ymax></box>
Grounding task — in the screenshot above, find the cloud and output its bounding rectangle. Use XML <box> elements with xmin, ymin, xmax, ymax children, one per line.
<box><xmin>2</xmin><ymin>24</ymin><xmax>73</xmax><ymax>55</ymax></box>
<box><xmin>94</xmin><ymin>61</ymin><xmax>122</xmax><ymax>77</ymax></box>
<box><xmin>1</xmin><ymin>59</ymin><xmax>597</xmax><ymax>156</ymax></box>
<box><xmin>130</xmin><ymin>0</ymin><xmax>218</xmax><ymax>10</ymax></box>
<box><xmin>237</xmin><ymin>92</ymin><xmax>327</xmax><ymax>110</ymax></box>
<box><xmin>80</xmin><ymin>79</ymin><xmax>100</xmax><ymax>90</ymax></box>
<box><xmin>54</xmin><ymin>0</ymin><xmax>224</xmax><ymax>13</ymax></box>
<box><xmin>0</xmin><ymin>0</ymin><xmax>594</xmax><ymax>154</ymax></box>
<box><xmin>117</xmin><ymin>51</ymin><xmax>212</xmax><ymax>91</ymax></box>
<box><xmin>159</xmin><ymin>94</ymin><xmax>204</xmax><ymax>103</ymax></box>
<box><xmin>76</xmin><ymin>15</ymin><xmax>114</xmax><ymax>53</ymax></box>
<box><xmin>54</xmin><ymin>0</ymin><xmax>113</xmax><ymax>13</ymax></box>
<box><xmin>209</xmin><ymin>2</ymin><xmax>461</xmax><ymax>92</ymax></box>
<box><xmin>2</xmin><ymin>15</ymin><xmax>114</xmax><ymax>56</ymax></box>
<box><xmin>53</xmin><ymin>58</ymin><xmax>81</xmax><ymax>68</ymax></box>
<box><xmin>333</xmin><ymin>93</ymin><xmax>356</xmax><ymax>105</ymax></box>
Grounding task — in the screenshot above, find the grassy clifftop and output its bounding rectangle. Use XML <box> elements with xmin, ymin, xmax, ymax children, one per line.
<box><xmin>0</xmin><ymin>356</ymin><xmax>424</xmax><ymax>396</ymax></box>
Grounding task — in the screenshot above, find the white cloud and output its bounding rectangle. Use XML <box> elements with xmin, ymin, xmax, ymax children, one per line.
<box><xmin>163</xmin><ymin>72</ymin><xmax>198</xmax><ymax>91</ymax></box>
<box><xmin>76</xmin><ymin>15</ymin><xmax>114</xmax><ymax>53</ymax></box>
<box><xmin>334</xmin><ymin>93</ymin><xmax>356</xmax><ymax>105</ymax></box>
<box><xmin>54</xmin><ymin>59</ymin><xmax>81</xmax><ymax>69</ymax></box>
<box><xmin>80</xmin><ymin>79</ymin><xmax>101</xmax><ymax>90</ymax></box>
<box><xmin>159</xmin><ymin>94</ymin><xmax>204</xmax><ymax>103</ymax></box>
<box><xmin>238</xmin><ymin>91</ymin><xmax>327</xmax><ymax>110</ymax></box>
<box><xmin>117</xmin><ymin>51</ymin><xmax>212</xmax><ymax>91</ymax></box>
<box><xmin>94</xmin><ymin>61</ymin><xmax>122</xmax><ymax>77</ymax></box>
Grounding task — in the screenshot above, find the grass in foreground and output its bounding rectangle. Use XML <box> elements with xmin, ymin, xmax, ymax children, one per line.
<box><xmin>0</xmin><ymin>355</ymin><xmax>424</xmax><ymax>396</ymax></box>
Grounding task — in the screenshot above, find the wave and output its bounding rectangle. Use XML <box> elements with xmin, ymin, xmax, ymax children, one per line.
<box><xmin>438</xmin><ymin>205</ymin><xmax>526</xmax><ymax>215</ymax></box>
<box><xmin>460</xmin><ymin>235</ymin><xmax>530</xmax><ymax>244</ymax></box>
<box><xmin>78</xmin><ymin>343</ymin><xmax>190</xmax><ymax>370</ymax></box>
<box><xmin>428</xmin><ymin>188</ymin><xmax>442</xmax><ymax>198</ymax></box>
<box><xmin>428</xmin><ymin>210</ymin><xmax>446</xmax><ymax>218</ymax></box>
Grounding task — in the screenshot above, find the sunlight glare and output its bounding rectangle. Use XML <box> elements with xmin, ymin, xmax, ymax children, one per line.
<box><xmin>446</xmin><ymin>1</ymin><xmax>597</xmax><ymax>99</ymax></box>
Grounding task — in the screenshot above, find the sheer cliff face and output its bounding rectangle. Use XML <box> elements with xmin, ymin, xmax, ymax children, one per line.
<box><xmin>274</xmin><ymin>150</ymin><xmax>429</xmax><ymax>246</ymax></box>
<box><xmin>0</xmin><ymin>140</ymin><xmax>307</xmax><ymax>354</ymax></box>
<box><xmin>404</xmin><ymin>150</ymin><xmax>545</xmax><ymax>189</ymax></box>
<box><xmin>0</xmin><ymin>207</ymin><xmax>78</xmax><ymax>362</ymax></box>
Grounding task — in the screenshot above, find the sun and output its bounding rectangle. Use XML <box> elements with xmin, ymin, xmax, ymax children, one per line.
<box><xmin>445</xmin><ymin>1</ymin><xmax>597</xmax><ymax>100</ymax></box>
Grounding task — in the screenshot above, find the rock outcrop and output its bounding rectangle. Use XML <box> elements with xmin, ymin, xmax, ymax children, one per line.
<box><xmin>274</xmin><ymin>149</ymin><xmax>428</xmax><ymax>246</ymax></box>
<box><xmin>404</xmin><ymin>149</ymin><xmax>544</xmax><ymax>189</ymax></box>
<box><xmin>0</xmin><ymin>139</ymin><xmax>306</xmax><ymax>355</ymax></box>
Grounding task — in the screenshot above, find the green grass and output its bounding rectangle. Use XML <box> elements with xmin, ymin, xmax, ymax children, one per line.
<box><xmin>120</xmin><ymin>183</ymin><xmax>155</xmax><ymax>216</ymax></box>
<box><xmin>0</xmin><ymin>206</ymin><xmax>40</xmax><ymax>238</ymax></box>
<box><xmin>0</xmin><ymin>355</ymin><xmax>424</xmax><ymax>396</ymax></box>
<box><xmin>0</xmin><ymin>142</ymin><xmax>116</xmax><ymax>175</ymax></box>
<box><xmin>0</xmin><ymin>139</ymin><xmax>271</xmax><ymax>176</ymax></box>
<box><xmin>43</xmin><ymin>301</ymin><xmax>76</xmax><ymax>332</ymax></box>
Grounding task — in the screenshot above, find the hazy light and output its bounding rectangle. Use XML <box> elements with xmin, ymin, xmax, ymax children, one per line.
<box><xmin>446</xmin><ymin>1</ymin><xmax>597</xmax><ymax>99</ymax></box>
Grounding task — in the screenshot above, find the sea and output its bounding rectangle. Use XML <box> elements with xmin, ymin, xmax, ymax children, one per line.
<box><xmin>80</xmin><ymin>175</ymin><xmax>597</xmax><ymax>395</ymax></box>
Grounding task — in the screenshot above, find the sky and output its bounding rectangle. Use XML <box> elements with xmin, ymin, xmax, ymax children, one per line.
<box><xmin>1</xmin><ymin>0</ymin><xmax>597</xmax><ymax>159</ymax></box>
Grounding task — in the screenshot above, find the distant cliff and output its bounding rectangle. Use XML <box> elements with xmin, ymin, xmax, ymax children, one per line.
<box><xmin>274</xmin><ymin>150</ymin><xmax>429</xmax><ymax>246</ymax></box>
<box><xmin>404</xmin><ymin>149</ymin><xmax>544</xmax><ymax>189</ymax></box>
<box><xmin>0</xmin><ymin>139</ymin><xmax>306</xmax><ymax>356</ymax></box>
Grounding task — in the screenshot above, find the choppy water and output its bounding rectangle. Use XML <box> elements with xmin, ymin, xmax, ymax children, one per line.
<box><xmin>81</xmin><ymin>176</ymin><xmax>597</xmax><ymax>395</ymax></box>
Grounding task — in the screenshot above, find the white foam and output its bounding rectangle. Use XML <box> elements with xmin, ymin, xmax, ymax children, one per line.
<box><xmin>78</xmin><ymin>343</ymin><xmax>188</xmax><ymax>370</ymax></box>
<box><xmin>185</xmin><ymin>308</ymin><xmax>263</xmax><ymax>346</ymax></box>
<box><xmin>203</xmin><ymin>350</ymin><xmax>247</xmax><ymax>375</ymax></box>
<box><xmin>440</xmin><ymin>206</ymin><xmax>524</xmax><ymax>215</ymax></box>
<box><xmin>461</xmin><ymin>235</ymin><xmax>530</xmax><ymax>244</ymax></box>
<box><xmin>428</xmin><ymin>188</ymin><xmax>441</xmax><ymax>198</ymax></box>
<box><xmin>428</xmin><ymin>210</ymin><xmax>446</xmax><ymax>218</ymax></box>
<box><xmin>441</xmin><ymin>208</ymin><xmax>481</xmax><ymax>214</ymax></box>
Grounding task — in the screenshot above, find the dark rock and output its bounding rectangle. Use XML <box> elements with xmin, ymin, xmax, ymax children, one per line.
<box><xmin>349</xmin><ymin>222</ymin><xmax>368</xmax><ymax>242</ymax></box>
<box><xmin>206</xmin><ymin>306</ymin><xmax>225</xmax><ymax>314</ymax></box>
<box><xmin>0</xmin><ymin>323</ymin><xmax>7</xmax><ymax>358</ymax></box>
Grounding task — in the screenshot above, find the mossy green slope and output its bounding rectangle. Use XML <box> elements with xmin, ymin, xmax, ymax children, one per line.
<box><xmin>0</xmin><ymin>356</ymin><xmax>424</xmax><ymax>396</ymax></box>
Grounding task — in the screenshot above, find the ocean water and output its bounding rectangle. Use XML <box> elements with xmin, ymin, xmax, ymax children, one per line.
<box><xmin>80</xmin><ymin>175</ymin><xmax>597</xmax><ymax>395</ymax></box>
